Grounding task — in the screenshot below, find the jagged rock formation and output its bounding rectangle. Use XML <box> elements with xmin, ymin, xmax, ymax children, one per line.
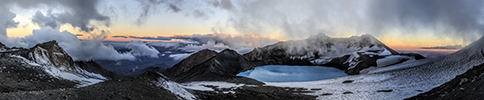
<box><xmin>0</xmin><ymin>41</ymin><xmax>116</xmax><ymax>92</ymax></box>
<box><xmin>244</xmin><ymin>33</ymin><xmax>424</xmax><ymax>75</ymax></box>
<box><xmin>163</xmin><ymin>49</ymin><xmax>218</xmax><ymax>78</ymax></box>
<box><xmin>166</xmin><ymin>49</ymin><xmax>263</xmax><ymax>85</ymax></box>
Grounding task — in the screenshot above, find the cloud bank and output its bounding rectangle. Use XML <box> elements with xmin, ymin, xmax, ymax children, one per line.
<box><xmin>21</xmin><ymin>29</ymin><xmax>135</xmax><ymax>61</ymax></box>
<box><xmin>138</xmin><ymin>0</ymin><xmax>484</xmax><ymax>42</ymax></box>
<box><xmin>0</xmin><ymin>0</ymin><xmax>137</xmax><ymax>61</ymax></box>
<box><xmin>114</xmin><ymin>33</ymin><xmax>277</xmax><ymax>60</ymax></box>
<box><xmin>126</xmin><ymin>40</ymin><xmax>160</xmax><ymax>58</ymax></box>
<box><xmin>420</xmin><ymin>45</ymin><xmax>464</xmax><ymax>49</ymax></box>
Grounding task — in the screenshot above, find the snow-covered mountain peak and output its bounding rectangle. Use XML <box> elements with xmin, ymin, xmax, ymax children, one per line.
<box><xmin>0</xmin><ymin>41</ymin><xmax>116</xmax><ymax>87</ymax></box>
<box><xmin>306</xmin><ymin>33</ymin><xmax>331</xmax><ymax>40</ymax></box>
<box><xmin>244</xmin><ymin>34</ymin><xmax>423</xmax><ymax>75</ymax></box>
<box><xmin>29</xmin><ymin>40</ymin><xmax>74</xmax><ymax>68</ymax></box>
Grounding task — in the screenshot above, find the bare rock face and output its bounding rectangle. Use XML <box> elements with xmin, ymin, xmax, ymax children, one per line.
<box><xmin>165</xmin><ymin>49</ymin><xmax>263</xmax><ymax>85</ymax></box>
<box><xmin>29</xmin><ymin>41</ymin><xmax>75</xmax><ymax>68</ymax></box>
<box><xmin>162</xmin><ymin>49</ymin><xmax>218</xmax><ymax>78</ymax></box>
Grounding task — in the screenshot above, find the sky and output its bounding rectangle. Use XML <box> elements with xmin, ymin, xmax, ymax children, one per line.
<box><xmin>2</xmin><ymin>0</ymin><xmax>484</xmax><ymax>50</ymax></box>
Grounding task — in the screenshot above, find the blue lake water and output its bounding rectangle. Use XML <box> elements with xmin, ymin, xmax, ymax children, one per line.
<box><xmin>237</xmin><ymin>65</ymin><xmax>348</xmax><ymax>82</ymax></box>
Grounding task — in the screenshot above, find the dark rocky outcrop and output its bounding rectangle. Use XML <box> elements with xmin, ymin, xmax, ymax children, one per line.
<box><xmin>163</xmin><ymin>49</ymin><xmax>218</xmax><ymax>78</ymax></box>
<box><xmin>243</xmin><ymin>46</ymin><xmax>313</xmax><ymax>66</ymax></box>
<box><xmin>323</xmin><ymin>54</ymin><xmax>385</xmax><ymax>75</ymax></box>
<box><xmin>167</xmin><ymin>49</ymin><xmax>264</xmax><ymax>85</ymax></box>
<box><xmin>407</xmin><ymin>63</ymin><xmax>484</xmax><ymax>100</ymax></box>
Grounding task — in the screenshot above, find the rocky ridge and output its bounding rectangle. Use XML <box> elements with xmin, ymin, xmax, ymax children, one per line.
<box><xmin>163</xmin><ymin>49</ymin><xmax>218</xmax><ymax>78</ymax></box>
<box><xmin>167</xmin><ymin>49</ymin><xmax>263</xmax><ymax>85</ymax></box>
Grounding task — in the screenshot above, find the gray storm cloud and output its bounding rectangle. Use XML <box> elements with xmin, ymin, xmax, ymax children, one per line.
<box><xmin>224</xmin><ymin>0</ymin><xmax>484</xmax><ymax>41</ymax></box>
<box><xmin>369</xmin><ymin>0</ymin><xmax>484</xmax><ymax>41</ymax></box>
<box><xmin>3</xmin><ymin>0</ymin><xmax>109</xmax><ymax>32</ymax></box>
<box><xmin>0</xmin><ymin>0</ymin><xmax>133</xmax><ymax>61</ymax></box>
<box><xmin>146</xmin><ymin>0</ymin><xmax>484</xmax><ymax>42</ymax></box>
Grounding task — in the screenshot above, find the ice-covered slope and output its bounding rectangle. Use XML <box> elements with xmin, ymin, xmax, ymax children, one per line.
<box><xmin>264</xmin><ymin>35</ymin><xmax>484</xmax><ymax>99</ymax></box>
<box><xmin>244</xmin><ymin>33</ymin><xmax>424</xmax><ymax>74</ymax></box>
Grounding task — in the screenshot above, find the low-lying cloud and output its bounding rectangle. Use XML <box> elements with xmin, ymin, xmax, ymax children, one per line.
<box><xmin>22</xmin><ymin>28</ymin><xmax>136</xmax><ymax>61</ymax></box>
<box><xmin>113</xmin><ymin>33</ymin><xmax>278</xmax><ymax>48</ymax></box>
<box><xmin>420</xmin><ymin>45</ymin><xmax>464</xmax><ymax>49</ymax></box>
<box><xmin>126</xmin><ymin>40</ymin><xmax>160</xmax><ymax>58</ymax></box>
<box><xmin>114</xmin><ymin>33</ymin><xmax>278</xmax><ymax>60</ymax></box>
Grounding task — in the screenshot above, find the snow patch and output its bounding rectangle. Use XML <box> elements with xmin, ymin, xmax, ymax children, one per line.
<box><xmin>10</xmin><ymin>54</ymin><xmax>107</xmax><ymax>87</ymax></box>
<box><xmin>379</xmin><ymin>49</ymin><xmax>392</xmax><ymax>56</ymax></box>
<box><xmin>181</xmin><ymin>81</ymin><xmax>247</xmax><ymax>92</ymax></box>
<box><xmin>155</xmin><ymin>77</ymin><xmax>196</xmax><ymax>100</ymax></box>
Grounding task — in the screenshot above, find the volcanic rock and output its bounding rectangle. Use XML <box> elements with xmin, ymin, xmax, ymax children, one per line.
<box><xmin>167</xmin><ymin>49</ymin><xmax>263</xmax><ymax>85</ymax></box>
<box><xmin>163</xmin><ymin>49</ymin><xmax>218</xmax><ymax>78</ymax></box>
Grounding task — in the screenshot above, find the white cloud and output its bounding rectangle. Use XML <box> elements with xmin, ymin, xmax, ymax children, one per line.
<box><xmin>21</xmin><ymin>28</ymin><xmax>136</xmax><ymax>61</ymax></box>
<box><xmin>169</xmin><ymin>53</ymin><xmax>192</xmax><ymax>60</ymax></box>
<box><xmin>127</xmin><ymin>40</ymin><xmax>160</xmax><ymax>58</ymax></box>
<box><xmin>181</xmin><ymin>39</ymin><xmax>229</xmax><ymax>52</ymax></box>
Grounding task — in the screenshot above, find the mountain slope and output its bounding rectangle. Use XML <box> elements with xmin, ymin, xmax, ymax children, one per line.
<box><xmin>407</xmin><ymin>63</ymin><xmax>484</xmax><ymax>100</ymax></box>
<box><xmin>244</xmin><ymin>33</ymin><xmax>424</xmax><ymax>75</ymax></box>
<box><xmin>0</xmin><ymin>41</ymin><xmax>117</xmax><ymax>92</ymax></box>
<box><xmin>163</xmin><ymin>49</ymin><xmax>218</xmax><ymax>78</ymax></box>
<box><xmin>168</xmin><ymin>49</ymin><xmax>263</xmax><ymax>85</ymax></box>
<box><xmin>407</xmin><ymin>36</ymin><xmax>484</xmax><ymax>99</ymax></box>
